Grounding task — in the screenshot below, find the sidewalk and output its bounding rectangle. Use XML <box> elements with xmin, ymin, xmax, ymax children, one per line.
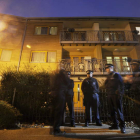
<box><xmin>0</xmin><ymin>123</ymin><xmax>140</xmax><ymax>140</ymax></box>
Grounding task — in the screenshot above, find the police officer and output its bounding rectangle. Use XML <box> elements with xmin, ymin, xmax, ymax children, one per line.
<box><xmin>65</xmin><ymin>71</ymin><xmax>75</xmax><ymax>127</ymax></box>
<box><xmin>105</xmin><ymin>64</ymin><xmax>125</xmax><ymax>133</ymax></box>
<box><xmin>53</xmin><ymin>69</ymin><xmax>70</xmax><ymax>135</ymax></box>
<box><xmin>124</xmin><ymin>60</ymin><xmax>140</xmax><ymax>127</ymax></box>
<box><xmin>81</xmin><ymin>70</ymin><xmax>102</xmax><ymax>127</ymax></box>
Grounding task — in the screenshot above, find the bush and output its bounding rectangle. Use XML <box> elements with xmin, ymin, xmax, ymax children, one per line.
<box><xmin>0</xmin><ymin>69</ymin><xmax>54</xmax><ymax>124</ymax></box>
<box><xmin>0</xmin><ymin>100</ymin><xmax>22</xmax><ymax>129</ymax></box>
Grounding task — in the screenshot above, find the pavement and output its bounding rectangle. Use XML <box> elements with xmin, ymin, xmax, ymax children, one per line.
<box><xmin>0</xmin><ymin>123</ymin><xmax>140</xmax><ymax>140</ymax></box>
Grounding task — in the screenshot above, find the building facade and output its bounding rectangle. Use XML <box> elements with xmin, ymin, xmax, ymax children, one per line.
<box><xmin>0</xmin><ymin>14</ymin><xmax>140</xmax><ymax>110</ymax></box>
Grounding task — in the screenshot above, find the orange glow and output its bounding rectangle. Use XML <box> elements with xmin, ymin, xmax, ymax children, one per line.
<box><xmin>0</xmin><ymin>21</ymin><xmax>7</xmax><ymax>31</ymax></box>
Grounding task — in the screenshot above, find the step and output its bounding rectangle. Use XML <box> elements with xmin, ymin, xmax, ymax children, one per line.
<box><xmin>44</xmin><ymin>124</ymin><xmax>134</xmax><ymax>135</ymax></box>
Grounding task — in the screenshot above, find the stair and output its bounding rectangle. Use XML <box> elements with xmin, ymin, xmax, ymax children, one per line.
<box><xmin>59</xmin><ymin>123</ymin><xmax>134</xmax><ymax>135</ymax></box>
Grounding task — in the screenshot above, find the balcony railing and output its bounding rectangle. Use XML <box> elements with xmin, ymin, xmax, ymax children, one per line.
<box><xmin>59</xmin><ymin>59</ymin><xmax>133</xmax><ymax>75</ymax></box>
<box><xmin>60</xmin><ymin>30</ymin><xmax>139</xmax><ymax>43</ymax></box>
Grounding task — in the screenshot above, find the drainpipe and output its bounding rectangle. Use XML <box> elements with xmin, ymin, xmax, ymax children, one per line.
<box><xmin>17</xmin><ymin>19</ymin><xmax>28</xmax><ymax>72</ymax></box>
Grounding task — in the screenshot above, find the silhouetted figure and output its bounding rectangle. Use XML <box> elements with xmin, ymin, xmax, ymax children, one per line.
<box><xmin>65</xmin><ymin>71</ymin><xmax>75</xmax><ymax>127</ymax></box>
<box><xmin>124</xmin><ymin>60</ymin><xmax>140</xmax><ymax>127</ymax></box>
<box><xmin>105</xmin><ymin>64</ymin><xmax>125</xmax><ymax>133</ymax></box>
<box><xmin>53</xmin><ymin>69</ymin><xmax>70</xmax><ymax>135</ymax></box>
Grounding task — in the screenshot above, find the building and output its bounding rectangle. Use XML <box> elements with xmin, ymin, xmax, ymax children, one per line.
<box><xmin>0</xmin><ymin>13</ymin><xmax>140</xmax><ymax>111</ymax></box>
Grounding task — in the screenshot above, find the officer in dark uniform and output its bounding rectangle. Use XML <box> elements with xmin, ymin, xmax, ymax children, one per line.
<box><xmin>105</xmin><ymin>64</ymin><xmax>125</xmax><ymax>133</ymax></box>
<box><xmin>65</xmin><ymin>71</ymin><xmax>75</xmax><ymax>127</ymax></box>
<box><xmin>53</xmin><ymin>69</ymin><xmax>70</xmax><ymax>135</ymax></box>
<box><xmin>81</xmin><ymin>70</ymin><xmax>102</xmax><ymax>127</ymax></box>
<box><xmin>124</xmin><ymin>60</ymin><xmax>140</xmax><ymax>127</ymax></box>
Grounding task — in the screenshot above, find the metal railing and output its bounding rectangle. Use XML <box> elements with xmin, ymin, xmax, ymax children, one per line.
<box><xmin>60</xmin><ymin>30</ymin><xmax>138</xmax><ymax>42</ymax></box>
<box><xmin>65</xmin><ymin>89</ymin><xmax>136</xmax><ymax>124</ymax></box>
<box><xmin>0</xmin><ymin>88</ymin><xmax>137</xmax><ymax>124</ymax></box>
<box><xmin>0</xmin><ymin>88</ymin><xmax>53</xmax><ymax>124</ymax></box>
<box><xmin>59</xmin><ymin>59</ymin><xmax>132</xmax><ymax>74</ymax></box>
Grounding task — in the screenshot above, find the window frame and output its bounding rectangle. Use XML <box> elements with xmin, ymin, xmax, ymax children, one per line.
<box><xmin>0</xmin><ymin>49</ymin><xmax>12</xmax><ymax>62</ymax></box>
<box><xmin>30</xmin><ymin>51</ymin><xmax>57</xmax><ymax>63</ymax></box>
<box><xmin>106</xmin><ymin>55</ymin><xmax>130</xmax><ymax>72</ymax></box>
<box><xmin>30</xmin><ymin>51</ymin><xmax>47</xmax><ymax>63</ymax></box>
<box><xmin>49</xmin><ymin>27</ymin><xmax>58</xmax><ymax>35</ymax></box>
<box><xmin>34</xmin><ymin>26</ymin><xmax>49</xmax><ymax>35</ymax></box>
<box><xmin>135</xmin><ymin>27</ymin><xmax>140</xmax><ymax>35</ymax></box>
<box><xmin>106</xmin><ymin>55</ymin><xmax>128</xmax><ymax>60</ymax></box>
<box><xmin>47</xmin><ymin>51</ymin><xmax>57</xmax><ymax>63</ymax></box>
<box><xmin>34</xmin><ymin>26</ymin><xmax>58</xmax><ymax>36</ymax></box>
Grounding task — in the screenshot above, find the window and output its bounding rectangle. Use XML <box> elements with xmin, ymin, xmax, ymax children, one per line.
<box><xmin>106</xmin><ymin>57</ymin><xmax>113</xmax><ymax>64</ymax></box>
<box><xmin>114</xmin><ymin>57</ymin><xmax>121</xmax><ymax>72</ymax></box>
<box><xmin>47</xmin><ymin>52</ymin><xmax>56</xmax><ymax>62</ymax></box>
<box><xmin>35</xmin><ymin>27</ymin><xmax>48</xmax><ymax>35</ymax></box>
<box><xmin>31</xmin><ymin>52</ymin><xmax>46</xmax><ymax>62</ymax></box>
<box><xmin>106</xmin><ymin>56</ymin><xmax>130</xmax><ymax>72</ymax></box>
<box><xmin>49</xmin><ymin>27</ymin><xmax>57</xmax><ymax>35</ymax></box>
<box><xmin>122</xmin><ymin>56</ymin><xmax>130</xmax><ymax>71</ymax></box>
<box><xmin>0</xmin><ymin>50</ymin><xmax>12</xmax><ymax>61</ymax></box>
<box><xmin>136</xmin><ymin>27</ymin><xmax>140</xmax><ymax>35</ymax></box>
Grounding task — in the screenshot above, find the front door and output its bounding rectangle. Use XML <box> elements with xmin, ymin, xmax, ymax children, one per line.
<box><xmin>73</xmin><ymin>81</ymin><xmax>85</xmax><ymax>121</ymax></box>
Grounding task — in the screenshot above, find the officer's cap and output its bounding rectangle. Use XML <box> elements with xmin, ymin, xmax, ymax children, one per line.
<box><xmin>86</xmin><ymin>70</ymin><xmax>93</xmax><ymax>74</ymax></box>
<box><xmin>66</xmin><ymin>71</ymin><xmax>71</xmax><ymax>75</ymax></box>
<box><xmin>105</xmin><ymin>64</ymin><xmax>114</xmax><ymax>69</ymax></box>
<box><xmin>130</xmin><ymin>60</ymin><xmax>140</xmax><ymax>65</ymax></box>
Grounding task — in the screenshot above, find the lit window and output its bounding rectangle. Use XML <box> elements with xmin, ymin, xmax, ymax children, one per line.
<box><xmin>122</xmin><ymin>56</ymin><xmax>130</xmax><ymax>71</ymax></box>
<box><xmin>31</xmin><ymin>52</ymin><xmax>46</xmax><ymax>62</ymax></box>
<box><xmin>104</xmin><ymin>33</ymin><xmax>110</xmax><ymax>41</ymax></box>
<box><xmin>47</xmin><ymin>52</ymin><xmax>56</xmax><ymax>62</ymax></box>
<box><xmin>35</xmin><ymin>27</ymin><xmax>48</xmax><ymax>35</ymax></box>
<box><xmin>0</xmin><ymin>50</ymin><xmax>12</xmax><ymax>61</ymax></box>
<box><xmin>106</xmin><ymin>57</ymin><xmax>113</xmax><ymax>64</ymax></box>
<box><xmin>49</xmin><ymin>27</ymin><xmax>57</xmax><ymax>35</ymax></box>
<box><xmin>136</xmin><ymin>27</ymin><xmax>140</xmax><ymax>35</ymax></box>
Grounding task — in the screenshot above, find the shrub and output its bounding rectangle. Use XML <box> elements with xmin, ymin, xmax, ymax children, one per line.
<box><xmin>0</xmin><ymin>100</ymin><xmax>22</xmax><ymax>129</ymax></box>
<box><xmin>0</xmin><ymin>69</ymin><xmax>54</xmax><ymax>124</ymax></box>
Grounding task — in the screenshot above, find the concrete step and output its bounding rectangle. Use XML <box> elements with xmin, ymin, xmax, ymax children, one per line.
<box><xmin>44</xmin><ymin>124</ymin><xmax>134</xmax><ymax>135</ymax></box>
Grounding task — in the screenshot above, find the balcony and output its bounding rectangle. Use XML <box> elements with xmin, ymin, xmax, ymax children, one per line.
<box><xmin>59</xmin><ymin>59</ymin><xmax>133</xmax><ymax>75</ymax></box>
<box><xmin>60</xmin><ymin>30</ymin><xmax>139</xmax><ymax>44</ymax></box>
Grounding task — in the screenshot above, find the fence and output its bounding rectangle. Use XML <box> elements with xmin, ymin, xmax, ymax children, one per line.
<box><xmin>65</xmin><ymin>89</ymin><xmax>136</xmax><ymax>124</ymax></box>
<box><xmin>60</xmin><ymin>30</ymin><xmax>138</xmax><ymax>42</ymax></box>
<box><xmin>0</xmin><ymin>88</ymin><xmax>53</xmax><ymax>124</ymax></box>
<box><xmin>0</xmin><ymin>88</ymin><xmax>138</xmax><ymax>125</ymax></box>
<box><xmin>59</xmin><ymin>59</ymin><xmax>132</xmax><ymax>74</ymax></box>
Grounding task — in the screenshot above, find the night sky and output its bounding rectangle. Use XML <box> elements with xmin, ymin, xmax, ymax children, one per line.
<box><xmin>0</xmin><ymin>0</ymin><xmax>140</xmax><ymax>17</ymax></box>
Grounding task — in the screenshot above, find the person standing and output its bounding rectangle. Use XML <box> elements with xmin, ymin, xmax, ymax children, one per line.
<box><xmin>53</xmin><ymin>69</ymin><xmax>70</xmax><ymax>135</ymax></box>
<box><xmin>65</xmin><ymin>71</ymin><xmax>75</xmax><ymax>127</ymax></box>
<box><xmin>124</xmin><ymin>60</ymin><xmax>140</xmax><ymax>127</ymax></box>
<box><xmin>105</xmin><ymin>64</ymin><xmax>125</xmax><ymax>133</ymax></box>
<box><xmin>81</xmin><ymin>70</ymin><xmax>102</xmax><ymax>127</ymax></box>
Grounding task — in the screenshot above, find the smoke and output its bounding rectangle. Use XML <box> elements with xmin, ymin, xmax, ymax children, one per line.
<box><xmin>0</xmin><ymin>13</ymin><xmax>24</xmax><ymax>44</ymax></box>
